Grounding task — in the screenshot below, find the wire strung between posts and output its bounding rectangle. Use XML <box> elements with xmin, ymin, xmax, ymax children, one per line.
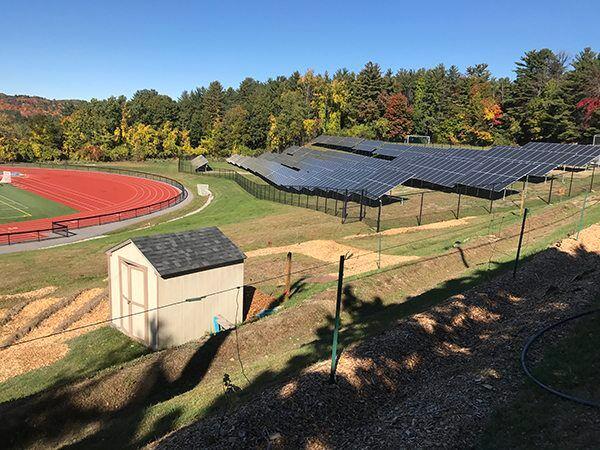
<box><xmin>3</xmin><ymin>196</ymin><xmax>599</xmax><ymax>352</ymax></box>
<box><xmin>521</xmin><ymin>309</ymin><xmax>600</xmax><ymax>408</ymax></box>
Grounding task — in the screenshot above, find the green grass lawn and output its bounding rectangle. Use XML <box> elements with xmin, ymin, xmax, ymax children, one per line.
<box><xmin>0</xmin><ymin>184</ymin><xmax>75</xmax><ymax>225</ymax></box>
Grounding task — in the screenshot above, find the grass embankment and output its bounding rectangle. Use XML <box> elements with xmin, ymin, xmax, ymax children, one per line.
<box><xmin>479</xmin><ymin>296</ymin><xmax>599</xmax><ymax>449</ymax></box>
<box><xmin>1</xmin><ymin>159</ymin><xmax>600</xmax><ymax>448</ymax></box>
<box><xmin>0</xmin><ymin>327</ymin><xmax>148</xmax><ymax>403</ymax></box>
<box><xmin>6</xmin><ymin>192</ymin><xmax>597</xmax><ymax>449</ymax></box>
<box><xmin>0</xmin><ymin>184</ymin><xmax>75</xmax><ymax>225</ymax></box>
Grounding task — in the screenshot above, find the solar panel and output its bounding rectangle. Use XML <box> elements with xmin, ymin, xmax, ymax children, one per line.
<box><xmin>231</xmin><ymin>137</ymin><xmax>600</xmax><ymax>200</ymax></box>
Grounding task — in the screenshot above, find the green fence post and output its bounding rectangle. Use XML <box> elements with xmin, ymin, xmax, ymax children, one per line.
<box><xmin>513</xmin><ymin>208</ymin><xmax>528</xmax><ymax>278</ymax></box>
<box><xmin>329</xmin><ymin>254</ymin><xmax>345</xmax><ymax>384</ymax></box>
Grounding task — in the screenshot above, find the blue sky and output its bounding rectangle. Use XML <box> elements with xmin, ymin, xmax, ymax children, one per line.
<box><xmin>2</xmin><ymin>0</ymin><xmax>599</xmax><ymax>100</ymax></box>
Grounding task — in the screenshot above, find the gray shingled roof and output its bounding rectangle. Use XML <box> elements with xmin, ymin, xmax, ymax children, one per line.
<box><xmin>131</xmin><ymin>227</ymin><xmax>245</xmax><ymax>278</ymax></box>
<box><xmin>191</xmin><ymin>155</ymin><xmax>209</xmax><ymax>169</ymax></box>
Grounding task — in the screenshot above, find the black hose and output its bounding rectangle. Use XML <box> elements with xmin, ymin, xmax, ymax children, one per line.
<box><xmin>520</xmin><ymin>308</ymin><xmax>600</xmax><ymax>408</ymax></box>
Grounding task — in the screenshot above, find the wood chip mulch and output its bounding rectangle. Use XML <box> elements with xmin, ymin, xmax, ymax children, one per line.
<box><xmin>244</xmin><ymin>287</ymin><xmax>276</xmax><ymax>320</ymax></box>
<box><xmin>156</xmin><ymin>225</ymin><xmax>600</xmax><ymax>449</ymax></box>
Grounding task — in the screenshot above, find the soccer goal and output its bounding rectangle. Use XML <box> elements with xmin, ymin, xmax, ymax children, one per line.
<box><xmin>405</xmin><ymin>135</ymin><xmax>431</xmax><ymax>145</ymax></box>
<box><xmin>0</xmin><ymin>171</ymin><xmax>12</xmax><ymax>185</ymax></box>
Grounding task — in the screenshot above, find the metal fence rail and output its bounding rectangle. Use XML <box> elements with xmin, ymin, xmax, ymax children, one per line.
<box><xmin>0</xmin><ymin>163</ymin><xmax>187</xmax><ymax>246</ymax></box>
<box><xmin>179</xmin><ymin>160</ymin><xmax>356</xmax><ymax>222</ymax></box>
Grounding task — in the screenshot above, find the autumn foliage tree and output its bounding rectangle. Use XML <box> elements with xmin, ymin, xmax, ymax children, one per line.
<box><xmin>1</xmin><ymin>47</ymin><xmax>600</xmax><ymax>163</ymax></box>
<box><xmin>383</xmin><ymin>93</ymin><xmax>412</xmax><ymax>141</ymax></box>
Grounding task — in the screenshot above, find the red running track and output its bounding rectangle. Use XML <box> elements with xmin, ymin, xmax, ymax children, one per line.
<box><xmin>0</xmin><ymin>167</ymin><xmax>182</xmax><ymax>244</ymax></box>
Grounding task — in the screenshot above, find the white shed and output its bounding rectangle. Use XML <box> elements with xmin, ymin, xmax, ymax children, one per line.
<box><xmin>106</xmin><ymin>227</ymin><xmax>245</xmax><ymax>349</ymax></box>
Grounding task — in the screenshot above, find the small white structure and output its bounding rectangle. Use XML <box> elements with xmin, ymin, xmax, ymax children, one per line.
<box><xmin>106</xmin><ymin>227</ymin><xmax>245</xmax><ymax>349</ymax></box>
<box><xmin>0</xmin><ymin>171</ymin><xmax>12</xmax><ymax>184</ymax></box>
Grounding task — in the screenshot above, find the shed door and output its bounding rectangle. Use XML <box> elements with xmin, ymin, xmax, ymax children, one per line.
<box><xmin>119</xmin><ymin>259</ymin><xmax>147</xmax><ymax>341</ymax></box>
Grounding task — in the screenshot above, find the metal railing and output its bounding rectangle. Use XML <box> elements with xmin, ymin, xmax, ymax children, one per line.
<box><xmin>0</xmin><ymin>163</ymin><xmax>187</xmax><ymax>246</ymax></box>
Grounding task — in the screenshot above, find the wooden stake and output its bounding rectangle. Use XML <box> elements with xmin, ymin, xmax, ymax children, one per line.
<box><xmin>568</xmin><ymin>170</ymin><xmax>574</xmax><ymax>197</ymax></box>
<box><xmin>520</xmin><ymin>176</ymin><xmax>528</xmax><ymax>213</ymax></box>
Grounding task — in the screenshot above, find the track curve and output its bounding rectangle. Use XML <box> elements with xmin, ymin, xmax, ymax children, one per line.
<box><xmin>0</xmin><ymin>166</ymin><xmax>184</xmax><ymax>244</ymax></box>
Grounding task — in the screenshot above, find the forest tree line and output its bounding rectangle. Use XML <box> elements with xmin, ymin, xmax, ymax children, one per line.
<box><xmin>0</xmin><ymin>47</ymin><xmax>599</xmax><ymax>162</ymax></box>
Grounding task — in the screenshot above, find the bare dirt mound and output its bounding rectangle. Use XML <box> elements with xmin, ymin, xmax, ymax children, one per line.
<box><xmin>246</xmin><ymin>239</ymin><xmax>417</xmax><ymax>276</ymax></box>
<box><xmin>0</xmin><ymin>288</ymin><xmax>108</xmax><ymax>382</ymax></box>
<box><xmin>155</xmin><ymin>226</ymin><xmax>600</xmax><ymax>449</ymax></box>
<box><xmin>345</xmin><ymin>216</ymin><xmax>474</xmax><ymax>239</ymax></box>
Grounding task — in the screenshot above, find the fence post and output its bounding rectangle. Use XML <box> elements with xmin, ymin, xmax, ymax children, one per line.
<box><xmin>329</xmin><ymin>254</ymin><xmax>345</xmax><ymax>384</ymax></box>
<box><xmin>359</xmin><ymin>190</ymin><xmax>364</xmax><ymax>221</ymax></box>
<box><xmin>456</xmin><ymin>187</ymin><xmax>462</xmax><ymax>219</ymax></box>
<box><xmin>316</xmin><ymin>194</ymin><xmax>319</xmax><ymax>211</ymax></box>
<box><xmin>590</xmin><ymin>165</ymin><xmax>596</xmax><ymax>192</ymax></box>
<box><xmin>376</xmin><ymin>199</ymin><xmax>382</xmax><ymax>232</ymax></box>
<box><xmin>284</xmin><ymin>252</ymin><xmax>292</xmax><ymax>301</ymax></box>
<box><xmin>513</xmin><ymin>208</ymin><xmax>528</xmax><ymax>278</ymax></box>
<box><xmin>576</xmin><ymin>190</ymin><xmax>589</xmax><ymax>240</ymax></box>
<box><xmin>548</xmin><ymin>177</ymin><xmax>554</xmax><ymax>204</ymax></box>
<box><xmin>568</xmin><ymin>170</ymin><xmax>574</xmax><ymax>197</ymax></box>
<box><xmin>335</xmin><ymin>195</ymin><xmax>339</xmax><ymax>216</ymax></box>
<box><xmin>342</xmin><ymin>190</ymin><xmax>348</xmax><ymax>223</ymax></box>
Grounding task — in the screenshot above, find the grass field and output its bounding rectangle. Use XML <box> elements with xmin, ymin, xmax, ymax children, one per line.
<box><xmin>1</xmin><ymin>159</ymin><xmax>599</xmax><ymax>448</ymax></box>
<box><xmin>0</xmin><ymin>184</ymin><xmax>75</xmax><ymax>225</ymax></box>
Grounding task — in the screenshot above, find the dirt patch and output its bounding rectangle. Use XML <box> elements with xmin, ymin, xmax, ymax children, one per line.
<box><xmin>0</xmin><ymin>286</ymin><xmax>57</xmax><ymax>302</ymax></box>
<box><xmin>246</xmin><ymin>239</ymin><xmax>418</xmax><ymax>277</ymax></box>
<box><xmin>345</xmin><ymin>216</ymin><xmax>475</xmax><ymax>239</ymax></box>
<box><xmin>0</xmin><ymin>289</ymin><xmax>108</xmax><ymax>383</ymax></box>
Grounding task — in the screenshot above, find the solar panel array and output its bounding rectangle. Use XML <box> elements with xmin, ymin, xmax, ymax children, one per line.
<box><xmin>227</xmin><ymin>136</ymin><xmax>600</xmax><ymax>200</ymax></box>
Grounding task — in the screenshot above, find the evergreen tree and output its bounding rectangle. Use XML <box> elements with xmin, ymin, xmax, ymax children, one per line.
<box><xmin>127</xmin><ymin>89</ymin><xmax>178</xmax><ymax>128</ymax></box>
<box><xmin>201</xmin><ymin>81</ymin><xmax>225</xmax><ymax>134</ymax></box>
<box><xmin>351</xmin><ymin>62</ymin><xmax>384</xmax><ymax>123</ymax></box>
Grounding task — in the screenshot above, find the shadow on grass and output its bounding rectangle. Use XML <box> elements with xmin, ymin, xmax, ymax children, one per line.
<box><xmin>0</xmin><ymin>244</ymin><xmax>598</xmax><ymax>449</ymax></box>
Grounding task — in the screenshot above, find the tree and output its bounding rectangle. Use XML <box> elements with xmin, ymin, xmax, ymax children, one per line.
<box><xmin>383</xmin><ymin>93</ymin><xmax>412</xmax><ymax>141</ymax></box>
<box><xmin>28</xmin><ymin>115</ymin><xmax>64</xmax><ymax>160</ymax></box>
<box><xmin>201</xmin><ymin>81</ymin><xmax>225</xmax><ymax>134</ymax></box>
<box><xmin>268</xmin><ymin>91</ymin><xmax>307</xmax><ymax>150</ymax></box>
<box><xmin>351</xmin><ymin>62</ymin><xmax>384</xmax><ymax>123</ymax></box>
<box><xmin>221</xmin><ymin>105</ymin><xmax>250</xmax><ymax>152</ymax></box>
<box><xmin>505</xmin><ymin>49</ymin><xmax>574</xmax><ymax>143</ymax></box>
<box><xmin>62</xmin><ymin>96</ymin><xmax>125</xmax><ymax>158</ymax></box>
<box><xmin>566</xmin><ymin>48</ymin><xmax>600</xmax><ymax>142</ymax></box>
<box><xmin>178</xmin><ymin>88</ymin><xmax>205</xmax><ymax>146</ymax></box>
<box><xmin>127</xmin><ymin>89</ymin><xmax>178</xmax><ymax>128</ymax></box>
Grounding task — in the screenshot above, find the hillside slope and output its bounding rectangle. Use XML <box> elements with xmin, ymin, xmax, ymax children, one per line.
<box><xmin>155</xmin><ymin>226</ymin><xmax>600</xmax><ymax>449</ymax></box>
<box><xmin>0</xmin><ymin>93</ymin><xmax>80</xmax><ymax>118</ymax></box>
